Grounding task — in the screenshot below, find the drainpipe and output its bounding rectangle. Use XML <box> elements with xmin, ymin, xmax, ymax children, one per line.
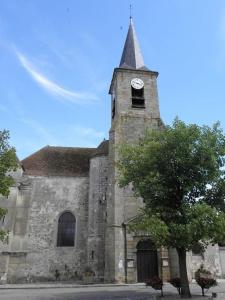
<box><xmin>122</xmin><ymin>223</ymin><xmax>127</xmax><ymax>283</ymax></box>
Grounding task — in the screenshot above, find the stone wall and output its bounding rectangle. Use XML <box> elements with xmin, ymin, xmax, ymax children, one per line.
<box><xmin>169</xmin><ymin>245</ymin><xmax>224</xmax><ymax>281</ymax></box>
<box><xmin>0</xmin><ymin>168</ymin><xmax>23</xmax><ymax>281</ymax></box>
<box><xmin>190</xmin><ymin>245</ymin><xmax>222</xmax><ymax>279</ymax></box>
<box><xmin>87</xmin><ymin>155</ymin><xmax>108</xmax><ymax>282</ymax></box>
<box><xmin>0</xmin><ymin>174</ymin><xmax>89</xmax><ymax>283</ymax></box>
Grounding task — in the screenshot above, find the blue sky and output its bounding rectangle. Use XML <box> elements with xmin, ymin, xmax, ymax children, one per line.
<box><xmin>0</xmin><ymin>0</ymin><xmax>225</xmax><ymax>159</ymax></box>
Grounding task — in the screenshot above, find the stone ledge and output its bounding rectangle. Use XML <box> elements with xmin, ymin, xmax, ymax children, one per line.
<box><xmin>1</xmin><ymin>252</ymin><xmax>28</xmax><ymax>257</ymax></box>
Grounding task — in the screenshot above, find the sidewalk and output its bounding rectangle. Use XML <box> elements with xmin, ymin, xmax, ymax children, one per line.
<box><xmin>0</xmin><ymin>282</ymin><xmax>133</xmax><ymax>289</ymax></box>
<box><xmin>0</xmin><ymin>281</ymin><xmax>224</xmax><ymax>299</ymax></box>
<box><xmin>0</xmin><ymin>280</ymin><xmax>225</xmax><ymax>289</ymax></box>
<box><xmin>0</xmin><ymin>282</ymin><xmax>224</xmax><ymax>300</ymax></box>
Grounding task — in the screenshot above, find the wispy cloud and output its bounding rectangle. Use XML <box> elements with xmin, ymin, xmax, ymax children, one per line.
<box><xmin>6</xmin><ymin>93</ymin><xmax>55</xmax><ymax>145</ymax></box>
<box><xmin>20</xmin><ymin>118</ymin><xmax>57</xmax><ymax>145</ymax></box>
<box><xmin>15</xmin><ymin>51</ymin><xmax>99</xmax><ymax>104</ymax></box>
<box><xmin>71</xmin><ymin>125</ymin><xmax>105</xmax><ymax>139</ymax></box>
<box><xmin>56</xmin><ymin>125</ymin><xmax>106</xmax><ymax>148</ymax></box>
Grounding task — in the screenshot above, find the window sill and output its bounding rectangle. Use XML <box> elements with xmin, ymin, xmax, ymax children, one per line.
<box><xmin>132</xmin><ymin>105</ymin><xmax>145</xmax><ymax>109</ymax></box>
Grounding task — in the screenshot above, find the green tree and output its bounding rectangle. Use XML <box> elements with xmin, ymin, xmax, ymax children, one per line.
<box><xmin>0</xmin><ymin>130</ymin><xmax>18</xmax><ymax>241</ymax></box>
<box><xmin>118</xmin><ymin>118</ymin><xmax>225</xmax><ymax>298</ymax></box>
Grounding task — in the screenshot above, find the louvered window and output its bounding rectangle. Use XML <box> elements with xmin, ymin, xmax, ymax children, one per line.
<box><xmin>131</xmin><ymin>87</ymin><xmax>145</xmax><ymax>108</ymax></box>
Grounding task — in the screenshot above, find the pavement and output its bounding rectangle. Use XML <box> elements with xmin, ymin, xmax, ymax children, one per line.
<box><xmin>0</xmin><ymin>282</ymin><xmax>224</xmax><ymax>299</ymax></box>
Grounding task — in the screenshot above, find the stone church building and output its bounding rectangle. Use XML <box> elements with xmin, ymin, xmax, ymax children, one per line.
<box><xmin>0</xmin><ymin>19</ymin><xmax>225</xmax><ymax>284</ymax></box>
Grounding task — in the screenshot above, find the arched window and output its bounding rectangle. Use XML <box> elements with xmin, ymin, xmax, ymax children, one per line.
<box><xmin>57</xmin><ymin>212</ymin><xmax>76</xmax><ymax>247</ymax></box>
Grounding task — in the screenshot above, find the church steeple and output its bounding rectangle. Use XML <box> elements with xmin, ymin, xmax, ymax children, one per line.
<box><xmin>106</xmin><ymin>16</ymin><xmax>162</xmax><ymax>284</ymax></box>
<box><xmin>119</xmin><ymin>18</ymin><xmax>147</xmax><ymax>70</ymax></box>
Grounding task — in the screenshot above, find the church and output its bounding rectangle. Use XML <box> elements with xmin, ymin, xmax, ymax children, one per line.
<box><xmin>0</xmin><ymin>19</ymin><xmax>225</xmax><ymax>284</ymax></box>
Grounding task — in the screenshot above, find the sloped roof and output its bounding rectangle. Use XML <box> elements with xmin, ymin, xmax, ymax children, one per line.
<box><xmin>92</xmin><ymin>140</ymin><xmax>109</xmax><ymax>157</ymax></box>
<box><xmin>119</xmin><ymin>18</ymin><xmax>148</xmax><ymax>70</ymax></box>
<box><xmin>21</xmin><ymin>146</ymin><xmax>96</xmax><ymax>177</ymax></box>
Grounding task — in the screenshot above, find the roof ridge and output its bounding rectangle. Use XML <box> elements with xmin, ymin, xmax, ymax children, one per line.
<box><xmin>47</xmin><ymin>146</ymin><xmax>96</xmax><ymax>150</ymax></box>
<box><xmin>21</xmin><ymin>146</ymin><xmax>49</xmax><ymax>162</ymax></box>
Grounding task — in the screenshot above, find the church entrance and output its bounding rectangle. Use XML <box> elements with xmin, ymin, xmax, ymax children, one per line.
<box><xmin>136</xmin><ymin>239</ymin><xmax>158</xmax><ymax>282</ymax></box>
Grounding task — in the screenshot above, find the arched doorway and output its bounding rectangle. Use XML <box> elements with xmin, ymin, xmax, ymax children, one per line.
<box><xmin>136</xmin><ymin>239</ymin><xmax>158</xmax><ymax>282</ymax></box>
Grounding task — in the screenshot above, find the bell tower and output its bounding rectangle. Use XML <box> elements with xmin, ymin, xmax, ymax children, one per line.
<box><xmin>109</xmin><ymin>18</ymin><xmax>161</xmax><ymax>140</ymax></box>
<box><xmin>105</xmin><ymin>18</ymin><xmax>163</xmax><ymax>283</ymax></box>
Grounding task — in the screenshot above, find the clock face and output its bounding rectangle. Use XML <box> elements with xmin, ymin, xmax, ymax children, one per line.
<box><xmin>131</xmin><ymin>78</ymin><xmax>144</xmax><ymax>90</ymax></box>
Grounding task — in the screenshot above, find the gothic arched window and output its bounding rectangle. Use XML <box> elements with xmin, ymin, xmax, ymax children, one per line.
<box><xmin>57</xmin><ymin>212</ymin><xmax>76</xmax><ymax>247</ymax></box>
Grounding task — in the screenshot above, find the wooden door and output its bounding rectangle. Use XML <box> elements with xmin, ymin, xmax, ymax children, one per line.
<box><xmin>137</xmin><ymin>239</ymin><xmax>158</xmax><ymax>282</ymax></box>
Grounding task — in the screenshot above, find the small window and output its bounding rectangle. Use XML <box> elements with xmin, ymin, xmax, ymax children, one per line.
<box><xmin>112</xmin><ymin>98</ymin><xmax>115</xmax><ymax>119</ymax></box>
<box><xmin>131</xmin><ymin>87</ymin><xmax>145</xmax><ymax>108</ymax></box>
<box><xmin>57</xmin><ymin>212</ymin><xmax>76</xmax><ymax>247</ymax></box>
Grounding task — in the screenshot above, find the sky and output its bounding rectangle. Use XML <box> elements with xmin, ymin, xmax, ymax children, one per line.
<box><xmin>1</xmin><ymin>0</ymin><xmax>225</xmax><ymax>159</ymax></box>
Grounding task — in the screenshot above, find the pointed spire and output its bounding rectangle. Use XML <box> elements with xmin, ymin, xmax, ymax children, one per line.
<box><xmin>119</xmin><ymin>18</ymin><xmax>146</xmax><ymax>70</ymax></box>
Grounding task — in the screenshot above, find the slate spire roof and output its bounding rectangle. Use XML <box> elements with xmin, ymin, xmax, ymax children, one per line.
<box><xmin>119</xmin><ymin>18</ymin><xmax>147</xmax><ymax>70</ymax></box>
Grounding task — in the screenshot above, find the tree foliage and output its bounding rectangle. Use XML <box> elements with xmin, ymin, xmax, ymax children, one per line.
<box><xmin>118</xmin><ymin>118</ymin><xmax>225</xmax><ymax>297</ymax></box>
<box><xmin>0</xmin><ymin>130</ymin><xmax>18</xmax><ymax>241</ymax></box>
<box><xmin>0</xmin><ymin>130</ymin><xmax>18</xmax><ymax>197</ymax></box>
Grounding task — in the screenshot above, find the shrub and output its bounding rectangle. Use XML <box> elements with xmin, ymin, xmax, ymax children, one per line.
<box><xmin>195</xmin><ymin>265</ymin><xmax>217</xmax><ymax>296</ymax></box>
<box><xmin>146</xmin><ymin>276</ymin><xmax>163</xmax><ymax>296</ymax></box>
<box><xmin>169</xmin><ymin>277</ymin><xmax>181</xmax><ymax>295</ymax></box>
